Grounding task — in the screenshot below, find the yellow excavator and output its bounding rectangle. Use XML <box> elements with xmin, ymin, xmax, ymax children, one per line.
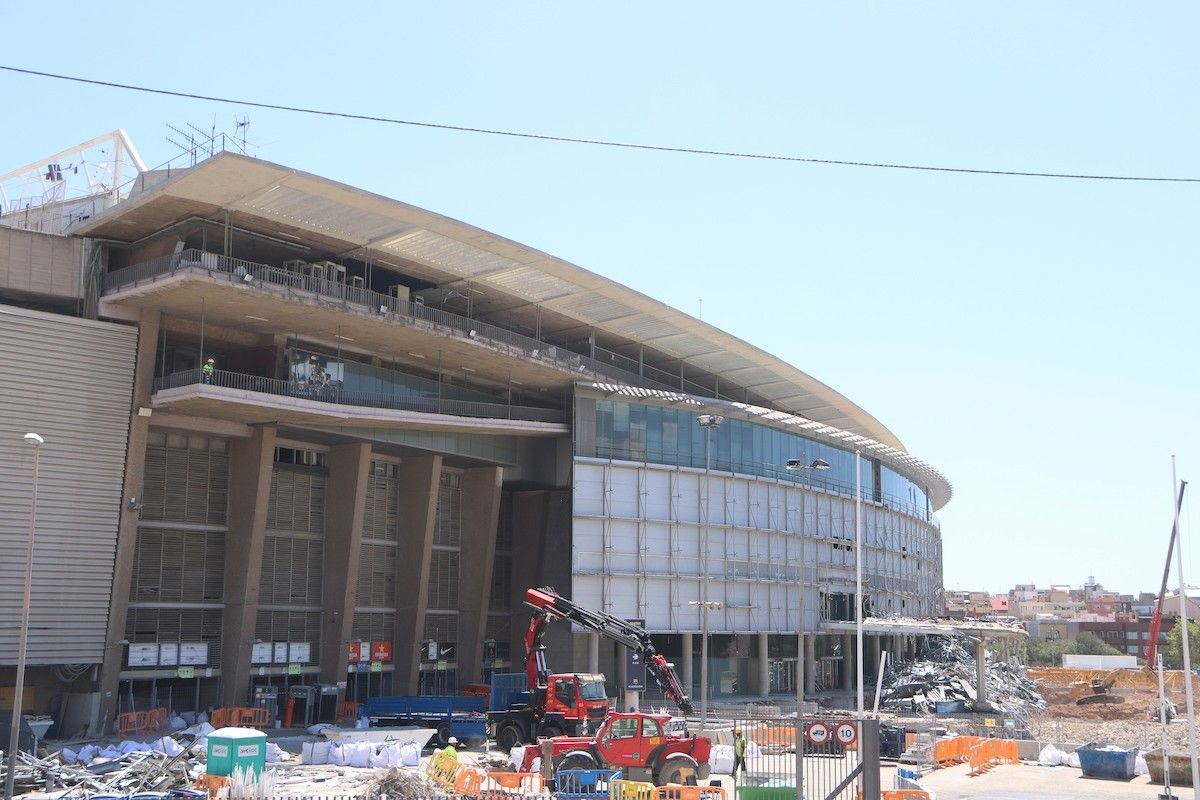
<box><xmin>1070</xmin><ymin>669</ymin><xmax>1127</xmax><ymax>705</ymax></box>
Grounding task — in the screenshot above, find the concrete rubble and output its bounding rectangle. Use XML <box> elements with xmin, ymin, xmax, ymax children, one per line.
<box><xmin>879</xmin><ymin>632</ymin><xmax>1046</xmax><ymax>718</ymax></box>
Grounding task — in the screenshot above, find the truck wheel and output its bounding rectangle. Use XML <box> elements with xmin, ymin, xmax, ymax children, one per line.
<box><xmin>657</xmin><ymin>755</ymin><xmax>700</xmax><ymax>786</ymax></box>
<box><xmin>497</xmin><ymin>724</ymin><xmax>523</xmax><ymax>751</ymax></box>
<box><xmin>436</xmin><ymin>722</ymin><xmax>453</xmax><ymax>746</ymax></box>
<box><xmin>558</xmin><ymin>752</ymin><xmax>598</xmax><ymax>772</ymax></box>
<box><xmin>540</xmin><ymin>724</ymin><xmax>564</xmax><ymax>738</ymax></box>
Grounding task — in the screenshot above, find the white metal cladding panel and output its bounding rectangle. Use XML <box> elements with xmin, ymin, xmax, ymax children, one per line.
<box><xmin>572</xmin><ymin>518</ymin><xmax>604</xmax><ymax>573</ymax></box>
<box><xmin>643</xmin><ymin>470</ymin><xmax>672</xmax><ymax>520</ymax></box>
<box><xmin>573</xmin><ymin>459</ymin><xmax>943</xmax><ymax>633</ymax></box>
<box><xmin>0</xmin><ymin>305</ymin><xmax>135</xmax><ymax>664</ymax></box>
<box><xmin>573</xmin><ymin>464</ymin><xmax>605</xmax><ymax>516</ymax></box>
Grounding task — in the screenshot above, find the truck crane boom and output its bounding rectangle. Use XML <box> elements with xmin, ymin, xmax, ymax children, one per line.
<box><xmin>524</xmin><ymin>587</ymin><xmax>695</xmax><ymax>715</ymax></box>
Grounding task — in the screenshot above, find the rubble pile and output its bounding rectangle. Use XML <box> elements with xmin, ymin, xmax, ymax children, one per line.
<box><xmin>879</xmin><ymin>633</ymin><xmax>1045</xmax><ymax>718</ymax></box>
<box><xmin>368</xmin><ymin>768</ymin><xmax>444</xmax><ymax>800</ymax></box>
<box><xmin>0</xmin><ymin>741</ymin><xmax>198</xmax><ymax>796</ymax></box>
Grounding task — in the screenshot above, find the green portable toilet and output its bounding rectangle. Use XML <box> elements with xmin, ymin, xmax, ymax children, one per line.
<box><xmin>206</xmin><ymin>727</ymin><xmax>268</xmax><ymax>782</ymax></box>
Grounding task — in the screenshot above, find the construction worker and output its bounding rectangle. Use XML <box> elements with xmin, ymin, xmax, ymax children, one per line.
<box><xmin>202</xmin><ymin>357</ymin><xmax>215</xmax><ymax>383</ymax></box>
<box><xmin>441</xmin><ymin>736</ymin><xmax>459</xmax><ymax>760</ymax></box>
<box><xmin>733</xmin><ymin>728</ymin><xmax>747</xmax><ymax>781</ymax></box>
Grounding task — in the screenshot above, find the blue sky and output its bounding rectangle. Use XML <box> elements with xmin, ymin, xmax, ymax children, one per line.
<box><xmin>3</xmin><ymin>3</ymin><xmax>1197</xmax><ymax>596</ymax></box>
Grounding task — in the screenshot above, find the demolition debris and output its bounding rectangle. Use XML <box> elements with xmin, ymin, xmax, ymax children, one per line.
<box><xmin>879</xmin><ymin>632</ymin><xmax>1045</xmax><ymax>717</ymax></box>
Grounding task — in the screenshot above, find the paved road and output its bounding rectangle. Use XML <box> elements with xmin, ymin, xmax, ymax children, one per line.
<box><xmin>888</xmin><ymin>762</ymin><xmax>1171</xmax><ymax>800</ymax></box>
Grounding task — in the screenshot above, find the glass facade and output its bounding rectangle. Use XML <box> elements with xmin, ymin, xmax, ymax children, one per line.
<box><xmin>584</xmin><ymin>399</ymin><xmax>931</xmax><ymax>520</ymax></box>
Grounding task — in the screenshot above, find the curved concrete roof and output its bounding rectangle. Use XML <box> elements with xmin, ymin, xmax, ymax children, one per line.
<box><xmin>70</xmin><ymin>153</ymin><xmax>939</xmax><ymax>467</ymax></box>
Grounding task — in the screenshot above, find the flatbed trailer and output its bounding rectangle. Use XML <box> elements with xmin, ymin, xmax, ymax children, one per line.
<box><xmin>359</xmin><ymin>694</ymin><xmax>487</xmax><ymax>746</ymax></box>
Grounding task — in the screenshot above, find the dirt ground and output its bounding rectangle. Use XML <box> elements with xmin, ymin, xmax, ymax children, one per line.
<box><xmin>1025</xmin><ymin>667</ymin><xmax>1196</xmax><ymax>751</ymax></box>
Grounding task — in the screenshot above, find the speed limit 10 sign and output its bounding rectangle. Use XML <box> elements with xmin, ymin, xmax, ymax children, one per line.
<box><xmin>834</xmin><ymin>721</ymin><xmax>858</xmax><ymax>748</ymax></box>
<box><xmin>805</xmin><ymin>721</ymin><xmax>831</xmax><ymax>746</ymax></box>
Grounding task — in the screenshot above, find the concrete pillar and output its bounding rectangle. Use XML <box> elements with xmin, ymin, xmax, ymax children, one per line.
<box><xmin>588</xmin><ymin>633</ymin><xmax>601</xmax><ymax>674</ymax></box>
<box><xmin>218</xmin><ymin>424</ymin><xmax>278</xmax><ymax>707</ymax></box>
<box><xmin>757</xmin><ymin>632</ymin><xmax>770</xmax><ymax>697</ymax></box>
<box><xmin>457</xmin><ymin>466</ymin><xmax>504</xmax><ymax>685</ymax></box>
<box><xmin>680</xmin><ymin>632</ymin><xmax>693</xmax><ymax>697</ymax></box>
<box><xmin>841</xmin><ymin>634</ymin><xmax>853</xmax><ymax>692</ymax></box>
<box><xmin>508</xmin><ymin>491</ymin><xmax>572</xmax><ymax>677</ymax></box>
<box><xmin>392</xmin><ymin>456</ymin><xmax>443</xmax><ymax>695</ymax></box>
<box><xmin>95</xmin><ymin>310</ymin><xmax>160</xmax><ymax>733</ymax></box>
<box><xmin>867</xmin><ymin>635</ymin><xmax>880</xmax><ymax>676</ymax></box>
<box><xmin>804</xmin><ymin>635</ymin><xmax>816</xmax><ymax>695</ymax></box>
<box><xmin>892</xmin><ymin>634</ymin><xmax>902</xmax><ymax>662</ymax></box>
<box><xmin>318</xmin><ymin>442</ymin><xmax>372</xmax><ymax>691</ymax></box>
<box><xmin>975</xmin><ymin>639</ymin><xmax>988</xmax><ymax>706</ymax></box>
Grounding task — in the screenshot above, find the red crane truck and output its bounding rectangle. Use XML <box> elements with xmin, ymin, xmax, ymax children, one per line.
<box><xmin>512</xmin><ymin>587</ymin><xmax>712</xmax><ymax>786</ymax></box>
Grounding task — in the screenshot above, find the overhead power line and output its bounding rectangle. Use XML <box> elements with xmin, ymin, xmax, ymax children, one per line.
<box><xmin>2</xmin><ymin>63</ymin><xmax>1197</xmax><ymax>184</ymax></box>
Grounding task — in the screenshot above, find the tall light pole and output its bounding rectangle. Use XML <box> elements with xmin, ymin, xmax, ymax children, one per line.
<box><xmin>854</xmin><ymin>449</ymin><xmax>864</xmax><ymax>720</ymax></box>
<box><xmin>695</xmin><ymin>414</ymin><xmax>723</xmax><ymax>729</ymax></box>
<box><xmin>5</xmin><ymin>433</ymin><xmax>43</xmax><ymax>800</ymax></box>
<box><xmin>689</xmin><ymin>600</ymin><xmax>722</xmax><ymax>728</ymax></box>
<box><xmin>784</xmin><ymin>456</ymin><xmax>829</xmax><ymax>800</ymax></box>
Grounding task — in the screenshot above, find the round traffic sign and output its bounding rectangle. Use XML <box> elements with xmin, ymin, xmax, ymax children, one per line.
<box><xmin>834</xmin><ymin>721</ymin><xmax>858</xmax><ymax>748</ymax></box>
<box><xmin>805</xmin><ymin>721</ymin><xmax>831</xmax><ymax>746</ymax></box>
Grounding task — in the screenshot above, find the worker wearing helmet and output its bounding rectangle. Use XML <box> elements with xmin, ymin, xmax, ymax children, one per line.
<box><xmin>733</xmin><ymin>728</ymin><xmax>747</xmax><ymax>780</ymax></box>
<box><xmin>202</xmin><ymin>357</ymin><xmax>215</xmax><ymax>384</ymax></box>
<box><xmin>441</xmin><ymin>736</ymin><xmax>459</xmax><ymax>760</ymax></box>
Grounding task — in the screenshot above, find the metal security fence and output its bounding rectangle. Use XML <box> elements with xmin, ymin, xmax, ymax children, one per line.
<box><xmin>731</xmin><ymin>716</ymin><xmax>881</xmax><ymax>800</ymax></box>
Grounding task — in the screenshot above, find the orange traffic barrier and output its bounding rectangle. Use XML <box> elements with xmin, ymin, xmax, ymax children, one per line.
<box><xmin>117</xmin><ymin>711</ymin><xmax>144</xmax><ymax>735</ymax></box>
<box><xmin>609</xmin><ymin>779</ymin><xmax>656</xmax><ymax>800</ymax></box>
<box><xmin>967</xmin><ymin>738</ymin><xmax>1019</xmax><ymax>776</ymax></box>
<box><xmin>485</xmin><ymin>771</ymin><xmax>544</xmax><ymax>793</ymax></box>
<box><xmin>453</xmin><ymin>767</ymin><xmax>484</xmax><ymax>798</ymax></box>
<box><xmin>881</xmin><ymin>791</ymin><xmax>931</xmax><ymax>800</ymax></box>
<box><xmin>934</xmin><ymin>735</ymin><xmax>981</xmax><ymax>767</ymax></box>
<box><xmin>209</xmin><ymin>708</ymin><xmax>231</xmax><ymax>728</ymax></box>
<box><xmin>337</xmin><ymin>700</ymin><xmax>360</xmax><ymax>723</ymax></box>
<box><xmin>195</xmin><ymin>773</ymin><xmax>231</xmax><ymax>798</ymax></box>
<box><xmin>284</xmin><ymin>698</ymin><xmax>296</xmax><ymax>728</ymax></box>
<box><xmin>144</xmin><ymin>707</ymin><xmax>168</xmax><ymax>731</ymax></box>
<box><xmin>237</xmin><ymin>706</ymin><xmax>272</xmax><ymax>727</ymax></box>
<box><xmin>655</xmin><ymin>786</ymin><xmax>727</xmax><ymax>800</ymax></box>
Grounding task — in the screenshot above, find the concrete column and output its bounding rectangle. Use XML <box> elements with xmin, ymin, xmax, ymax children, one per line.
<box><xmin>867</xmin><ymin>635</ymin><xmax>880</xmax><ymax>677</ymax></box>
<box><xmin>95</xmin><ymin>310</ymin><xmax>160</xmax><ymax>733</ymax></box>
<box><xmin>757</xmin><ymin>633</ymin><xmax>770</xmax><ymax>697</ymax></box>
<box><xmin>975</xmin><ymin>639</ymin><xmax>988</xmax><ymax>706</ymax></box>
<box><xmin>218</xmin><ymin>424</ymin><xmax>278</xmax><ymax>707</ymax></box>
<box><xmin>680</xmin><ymin>632</ymin><xmax>693</xmax><ymax>697</ymax></box>
<box><xmin>804</xmin><ymin>635</ymin><xmax>816</xmax><ymax>695</ymax></box>
<box><xmin>841</xmin><ymin>634</ymin><xmax>853</xmax><ymax>692</ymax></box>
<box><xmin>892</xmin><ymin>634</ymin><xmax>902</xmax><ymax>662</ymax></box>
<box><xmin>456</xmin><ymin>466</ymin><xmax>504</xmax><ymax>685</ymax></box>
<box><xmin>318</xmin><ymin>442</ymin><xmax>372</xmax><ymax>691</ymax></box>
<box><xmin>588</xmin><ymin>633</ymin><xmax>600</xmax><ymax>674</ymax></box>
<box><xmin>392</xmin><ymin>456</ymin><xmax>443</xmax><ymax>695</ymax></box>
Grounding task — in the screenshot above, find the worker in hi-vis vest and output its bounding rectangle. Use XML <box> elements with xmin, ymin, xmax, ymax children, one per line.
<box><xmin>733</xmin><ymin>728</ymin><xmax>747</xmax><ymax>780</ymax></box>
<box><xmin>202</xmin><ymin>357</ymin><xmax>215</xmax><ymax>383</ymax></box>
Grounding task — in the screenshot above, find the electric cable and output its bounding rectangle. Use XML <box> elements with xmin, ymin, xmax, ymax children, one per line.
<box><xmin>2</xmin><ymin>64</ymin><xmax>1197</xmax><ymax>184</ymax></box>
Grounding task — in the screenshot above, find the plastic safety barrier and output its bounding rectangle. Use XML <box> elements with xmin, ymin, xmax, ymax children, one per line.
<box><xmin>609</xmin><ymin>779</ymin><xmax>656</xmax><ymax>800</ymax></box>
<box><xmin>933</xmin><ymin>735</ymin><xmax>980</xmax><ymax>767</ymax></box>
<box><xmin>336</xmin><ymin>701</ymin><xmax>360</xmax><ymax>723</ymax></box>
<box><xmin>555</xmin><ymin>768</ymin><xmax>622</xmax><ymax>798</ymax></box>
<box><xmin>967</xmin><ymin>738</ymin><xmax>1019</xmax><ymax>776</ymax></box>
<box><xmin>484</xmin><ymin>772</ymin><xmax>544</xmax><ymax>793</ymax></box>
<box><xmin>453</xmin><ymin>767</ymin><xmax>484</xmax><ymax>798</ymax></box>
<box><xmin>424</xmin><ymin>750</ymin><xmax>462</xmax><ymax>788</ymax></box>
<box><xmin>117</xmin><ymin>708</ymin><xmax>171</xmax><ymax>735</ymax></box>
<box><xmin>881</xmin><ymin>791</ymin><xmax>931</xmax><ymax>800</ymax></box>
<box><xmin>654</xmin><ymin>786</ymin><xmax>727</xmax><ymax>800</ymax></box>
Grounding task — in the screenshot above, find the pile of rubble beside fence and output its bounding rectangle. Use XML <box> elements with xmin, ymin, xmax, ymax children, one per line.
<box><xmin>879</xmin><ymin>632</ymin><xmax>1046</xmax><ymax>718</ymax></box>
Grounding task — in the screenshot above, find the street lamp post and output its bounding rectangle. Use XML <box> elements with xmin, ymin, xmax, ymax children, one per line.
<box><xmin>855</xmin><ymin>449</ymin><xmax>864</xmax><ymax>720</ymax></box>
<box><xmin>785</xmin><ymin>456</ymin><xmax>830</xmax><ymax>800</ymax></box>
<box><xmin>5</xmin><ymin>433</ymin><xmax>43</xmax><ymax>800</ymax></box>
<box><xmin>688</xmin><ymin>600</ymin><xmax>723</xmax><ymax>728</ymax></box>
<box><xmin>695</xmin><ymin>415</ymin><xmax>723</xmax><ymax>729</ymax></box>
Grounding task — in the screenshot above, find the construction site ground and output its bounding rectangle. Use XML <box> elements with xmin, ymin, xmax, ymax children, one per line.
<box><xmin>882</xmin><ymin>762</ymin><xmax>1168</xmax><ymax>800</ymax></box>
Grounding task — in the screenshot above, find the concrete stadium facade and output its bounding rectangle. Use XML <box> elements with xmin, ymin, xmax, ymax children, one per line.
<box><xmin>0</xmin><ymin>148</ymin><xmax>949</xmax><ymax>733</ymax></box>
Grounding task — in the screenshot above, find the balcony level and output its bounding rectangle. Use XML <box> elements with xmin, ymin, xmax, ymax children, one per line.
<box><xmin>151</xmin><ymin>368</ymin><xmax>567</xmax><ymax>436</ymax></box>
<box><xmin>102</xmin><ymin>249</ymin><xmax>684</xmax><ymax>396</ymax></box>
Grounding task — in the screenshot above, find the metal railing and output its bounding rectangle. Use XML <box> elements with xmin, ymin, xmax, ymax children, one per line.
<box><xmin>153</xmin><ymin>368</ymin><xmax>566</xmax><ymax>423</ymax></box>
<box><xmin>589</xmin><ymin>444</ymin><xmax>938</xmax><ymax>525</ymax></box>
<box><xmin>104</xmin><ymin>249</ymin><xmax>682</xmax><ymax>392</ymax></box>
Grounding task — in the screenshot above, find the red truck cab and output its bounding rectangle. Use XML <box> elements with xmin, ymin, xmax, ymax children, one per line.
<box><xmin>491</xmin><ymin>672</ymin><xmax>609</xmax><ymax>749</ymax></box>
<box><xmin>545</xmin><ymin>672</ymin><xmax>609</xmax><ymax>729</ymax></box>
<box><xmin>519</xmin><ymin>712</ymin><xmax>711</xmax><ymax>786</ymax></box>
